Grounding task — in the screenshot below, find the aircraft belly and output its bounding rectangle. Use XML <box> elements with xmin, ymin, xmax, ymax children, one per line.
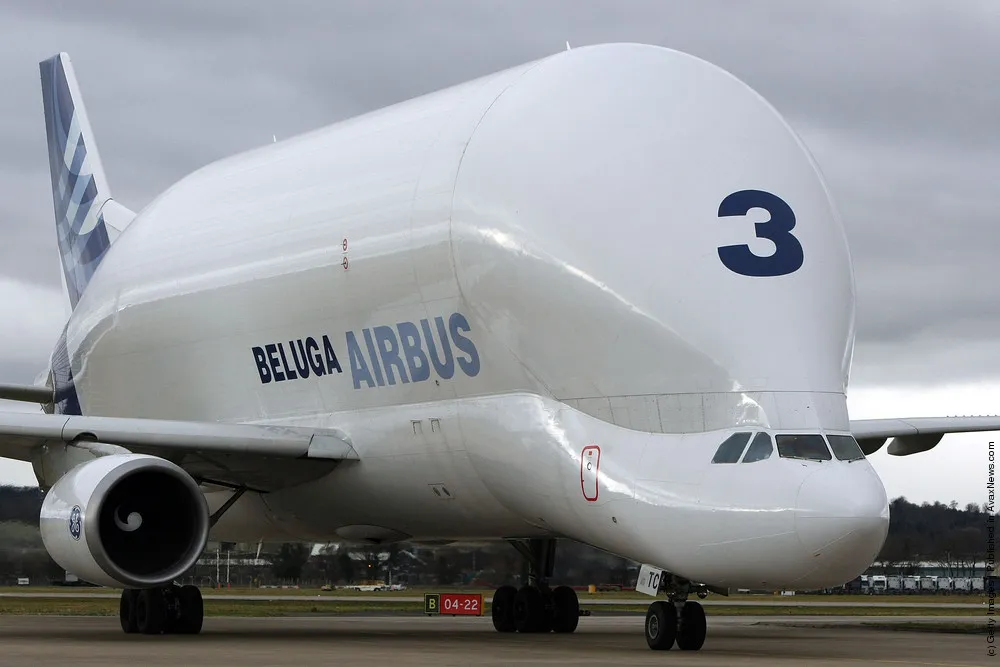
<box><xmin>219</xmin><ymin>399</ymin><xmax>556</xmax><ymax>541</ymax></box>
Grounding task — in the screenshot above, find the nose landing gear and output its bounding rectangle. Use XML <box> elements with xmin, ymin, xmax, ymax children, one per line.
<box><xmin>644</xmin><ymin>578</ymin><xmax>708</xmax><ymax>651</ymax></box>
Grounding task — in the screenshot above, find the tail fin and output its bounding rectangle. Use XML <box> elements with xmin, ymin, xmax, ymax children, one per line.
<box><xmin>39</xmin><ymin>53</ymin><xmax>133</xmax><ymax>308</ymax></box>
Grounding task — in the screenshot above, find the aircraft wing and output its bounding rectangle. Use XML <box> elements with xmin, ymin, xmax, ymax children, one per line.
<box><xmin>851</xmin><ymin>416</ymin><xmax>1000</xmax><ymax>456</ymax></box>
<box><xmin>0</xmin><ymin>411</ymin><xmax>358</xmax><ymax>492</ymax></box>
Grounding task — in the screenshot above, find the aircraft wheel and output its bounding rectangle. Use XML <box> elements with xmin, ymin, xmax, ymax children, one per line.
<box><xmin>176</xmin><ymin>585</ymin><xmax>204</xmax><ymax>634</ymax></box>
<box><xmin>119</xmin><ymin>589</ymin><xmax>139</xmax><ymax>634</ymax></box>
<box><xmin>645</xmin><ymin>600</ymin><xmax>677</xmax><ymax>650</ymax></box>
<box><xmin>513</xmin><ymin>585</ymin><xmax>547</xmax><ymax>633</ymax></box>
<box><xmin>491</xmin><ymin>585</ymin><xmax>517</xmax><ymax>633</ymax></box>
<box><xmin>538</xmin><ymin>586</ymin><xmax>554</xmax><ymax>633</ymax></box>
<box><xmin>136</xmin><ymin>588</ymin><xmax>166</xmax><ymax>635</ymax></box>
<box><xmin>676</xmin><ymin>600</ymin><xmax>706</xmax><ymax>650</ymax></box>
<box><xmin>551</xmin><ymin>585</ymin><xmax>579</xmax><ymax>633</ymax></box>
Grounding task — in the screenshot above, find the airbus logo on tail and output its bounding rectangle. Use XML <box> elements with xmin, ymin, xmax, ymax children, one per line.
<box><xmin>251</xmin><ymin>312</ymin><xmax>481</xmax><ymax>389</ymax></box>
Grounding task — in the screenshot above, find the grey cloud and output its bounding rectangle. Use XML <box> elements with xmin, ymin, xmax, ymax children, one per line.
<box><xmin>0</xmin><ymin>0</ymin><xmax>997</xmax><ymax>387</ymax></box>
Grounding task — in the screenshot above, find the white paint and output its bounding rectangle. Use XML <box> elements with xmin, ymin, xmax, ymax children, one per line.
<box><xmin>0</xmin><ymin>43</ymin><xmax>988</xmax><ymax>595</ymax></box>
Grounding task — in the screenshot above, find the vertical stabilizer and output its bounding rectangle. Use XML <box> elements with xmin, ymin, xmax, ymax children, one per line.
<box><xmin>39</xmin><ymin>53</ymin><xmax>131</xmax><ymax>308</ymax></box>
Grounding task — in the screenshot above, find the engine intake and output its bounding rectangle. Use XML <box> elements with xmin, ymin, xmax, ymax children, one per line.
<box><xmin>40</xmin><ymin>453</ymin><xmax>209</xmax><ymax>588</ymax></box>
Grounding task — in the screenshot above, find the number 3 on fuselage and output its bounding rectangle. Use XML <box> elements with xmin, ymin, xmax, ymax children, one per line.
<box><xmin>716</xmin><ymin>189</ymin><xmax>803</xmax><ymax>277</ymax></box>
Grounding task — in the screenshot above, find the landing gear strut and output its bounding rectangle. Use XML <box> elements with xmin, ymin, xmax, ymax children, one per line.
<box><xmin>491</xmin><ymin>538</ymin><xmax>580</xmax><ymax>634</ymax></box>
<box><xmin>644</xmin><ymin>576</ymin><xmax>707</xmax><ymax>651</ymax></box>
<box><xmin>120</xmin><ymin>584</ymin><xmax>204</xmax><ymax>635</ymax></box>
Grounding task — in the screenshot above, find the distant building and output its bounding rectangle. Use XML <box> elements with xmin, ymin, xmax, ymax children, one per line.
<box><xmin>866</xmin><ymin>561</ymin><xmax>993</xmax><ymax>578</ymax></box>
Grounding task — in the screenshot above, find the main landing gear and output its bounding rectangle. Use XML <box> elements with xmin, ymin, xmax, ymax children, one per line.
<box><xmin>491</xmin><ymin>538</ymin><xmax>581</xmax><ymax>634</ymax></box>
<box><xmin>644</xmin><ymin>578</ymin><xmax>708</xmax><ymax>651</ymax></box>
<box><xmin>119</xmin><ymin>584</ymin><xmax>204</xmax><ymax>635</ymax></box>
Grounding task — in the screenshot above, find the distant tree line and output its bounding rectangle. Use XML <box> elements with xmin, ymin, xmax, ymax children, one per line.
<box><xmin>0</xmin><ymin>487</ymin><xmax>43</xmax><ymax>524</ymax></box>
<box><xmin>872</xmin><ymin>497</ymin><xmax>992</xmax><ymax>576</ymax></box>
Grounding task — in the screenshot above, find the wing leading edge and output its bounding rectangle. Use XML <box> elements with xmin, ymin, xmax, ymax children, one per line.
<box><xmin>0</xmin><ymin>411</ymin><xmax>358</xmax><ymax>491</ymax></box>
<box><xmin>851</xmin><ymin>416</ymin><xmax>1000</xmax><ymax>456</ymax></box>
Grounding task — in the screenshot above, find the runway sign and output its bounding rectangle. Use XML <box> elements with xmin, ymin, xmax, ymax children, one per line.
<box><xmin>424</xmin><ymin>593</ymin><xmax>483</xmax><ymax>616</ymax></box>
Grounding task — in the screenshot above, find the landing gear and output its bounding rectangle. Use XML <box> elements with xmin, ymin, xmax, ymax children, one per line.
<box><xmin>119</xmin><ymin>589</ymin><xmax>138</xmax><ymax>633</ymax></box>
<box><xmin>676</xmin><ymin>599</ymin><xmax>706</xmax><ymax>650</ymax></box>
<box><xmin>491</xmin><ymin>538</ymin><xmax>581</xmax><ymax>635</ymax></box>
<box><xmin>491</xmin><ymin>585</ymin><xmax>517</xmax><ymax>633</ymax></box>
<box><xmin>119</xmin><ymin>584</ymin><xmax>204</xmax><ymax>635</ymax></box>
<box><xmin>513</xmin><ymin>584</ymin><xmax>548</xmax><ymax>632</ymax></box>
<box><xmin>644</xmin><ymin>576</ymin><xmax>708</xmax><ymax>651</ymax></box>
<box><xmin>644</xmin><ymin>601</ymin><xmax>676</xmax><ymax>650</ymax></box>
<box><xmin>176</xmin><ymin>584</ymin><xmax>205</xmax><ymax>634</ymax></box>
<box><xmin>551</xmin><ymin>584</ymin><xmax>580</xmax><ymax>633</ymax></box>
<box><xmin>135</xmin><ymin>588</ymin><xmax>167</xmax><ymax>634</ymax></box>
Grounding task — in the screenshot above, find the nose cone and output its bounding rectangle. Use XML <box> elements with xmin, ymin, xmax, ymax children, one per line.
<box><xmin>793</xmin><ymin>464</ymin><xmax>889</xmax><ymax>588</ymax></box>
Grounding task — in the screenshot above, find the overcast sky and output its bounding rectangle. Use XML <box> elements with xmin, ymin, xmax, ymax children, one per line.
<box><xmin>0</xmin><ymin>1</ymin><xmax>997</xmax><ymax>506</ymax></box>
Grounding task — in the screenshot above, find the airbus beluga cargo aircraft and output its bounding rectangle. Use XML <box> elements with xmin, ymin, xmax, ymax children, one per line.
<box><xmin>2</xmin><ymin>43</ymin><xmax>997</xmax><ymax>651</ymax></box>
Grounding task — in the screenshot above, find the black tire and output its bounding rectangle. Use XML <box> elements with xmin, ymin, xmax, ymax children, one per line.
<box><xmin>136</xmin><ymin>589</ymin><xmax>166</xmax><ymax>635</ymax></box>
<box><xmin>177</xmin><ymin>585</ymin><xmax>204</xmax><ymax>635</ymax></box>
<box><xmin>491</xmin><ymin>585</ymin><xmax>517</xmax><ymax>633</ymax></box>
<box><xmin>645</xmin><ymin>601</ymin><xmax>677</xmax><ymax>651</ymax></box>
<box><xmin>119</xmin><ymin>589</ymin><xmax>139</xmax><ymax>634</ymax></box>
<box><xmin>551</xmin><ymin>586</ymin><xmax>579</xmax><ymax>633</ymax></box>
<box><xmin>513</xmin><ymin>585</ymin><xmax>546</xmax><ymax>633</ymax></box>
<box><xmin>538</xmin><ymin>587</ymin><xmax>554</xmax><ymax>633</ymax></box>
<box><xmin>676</xmin><ymin>600</ymin><xmax>706</xmax><ymax>651</ymax></box>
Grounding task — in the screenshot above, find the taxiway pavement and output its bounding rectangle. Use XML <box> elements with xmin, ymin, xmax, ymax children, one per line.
<box><xmin>0</xmin><ymin>614</ymin><xmax>987</xmax><ymax>667</ymax></box>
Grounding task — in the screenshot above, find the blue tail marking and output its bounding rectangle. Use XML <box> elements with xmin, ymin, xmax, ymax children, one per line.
<box><xmin>39</xmin><ymin>54</ymin><xmax>112</xmax><ymax>309</ymax></box>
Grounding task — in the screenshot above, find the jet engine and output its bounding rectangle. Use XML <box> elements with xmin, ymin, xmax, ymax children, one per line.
<box><xmin>39</xmin><ymin>453</ymin><xmax>209</xmax><ymax>588</ymax></box>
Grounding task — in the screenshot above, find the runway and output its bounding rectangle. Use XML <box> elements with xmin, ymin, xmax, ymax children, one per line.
<box><xmin>0</xmin><ymin>614</ymin><xmax>986</xmax><ymax>667</ymax></box>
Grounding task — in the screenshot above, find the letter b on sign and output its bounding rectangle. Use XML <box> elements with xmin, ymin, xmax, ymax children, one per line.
<box><xmin>424</xmin><ymin>593</ymin><xmax>440</xmax><ymax>615</ymax></box>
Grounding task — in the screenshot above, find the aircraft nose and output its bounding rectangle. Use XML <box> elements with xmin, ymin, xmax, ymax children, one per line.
<box><xmin>793</xmin><ymin>464</ymin><xmax>889</xmax><ymax>586</ymax></box>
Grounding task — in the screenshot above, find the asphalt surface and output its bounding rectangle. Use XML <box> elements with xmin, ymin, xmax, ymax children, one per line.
<box><xmin>0</xmin><ymin>614</ymin><xmax>988</xmax><ymax>667</ymax></box>
<box><xmin>0</xmin><ymin>591</ymin><xmax>985</xmax><ymax>608</ymax></box>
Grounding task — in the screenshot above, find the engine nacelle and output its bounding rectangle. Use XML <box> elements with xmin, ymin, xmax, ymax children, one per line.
<box><xmin>40</xmin><ymin>453</ymin><xmax>209</xmax><ymax>588</ymax></box>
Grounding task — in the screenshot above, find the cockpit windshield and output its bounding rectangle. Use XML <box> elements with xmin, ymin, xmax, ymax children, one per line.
<box><xmin>827</xmin><ymin>434</ymin><xmax>866</xmax><ymax>461</ymax></box>
<box><xmin>711</xmin><ymin>432</ymin><xmax>859</xmax><ymax>464</ymax></box>
<box><xmin>775</xmin><ymin>434</ymin><xmax>832</xmax><ymax>461</ymax></box>
<box><xmin>741</xmin><ymin>432</ymin><xmax>773</xmax><ymax>463</ymax></box>
<box><xmin>711</xmin><ymin>432</ymin><xmax>751</xmax><ymax>463</ymax></box>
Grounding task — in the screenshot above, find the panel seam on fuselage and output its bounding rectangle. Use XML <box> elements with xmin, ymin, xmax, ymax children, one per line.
<box><xmin>446</xmin><ymin>56</ymin><xmax>557</xmax><ymax>400</ymax></box>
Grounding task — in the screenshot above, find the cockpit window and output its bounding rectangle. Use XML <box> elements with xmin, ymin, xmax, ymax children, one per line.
<box><xmin>775</xmin><ymin>434</ymin><xmax>832</xmax><ymax>461</ymax></box>
<box><xmin>827</xmin><ymin>434</ymin><xmax>866</xmax><ymax>461</ymax></box>
<box><xmin>742</xmin><ymin>432</ymin><xmax>773</xmax><ymax>463</ymax></box>
<box><xmin>712</xmin><ymin>432</ymin><xmax>751</xmax><ymax>463</ymax></box>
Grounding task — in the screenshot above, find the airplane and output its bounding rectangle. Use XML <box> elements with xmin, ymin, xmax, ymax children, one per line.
<box><xmin>0</xmin><ymin>42</ymin><xmax>997</xmax><ymax>651</ymax></box>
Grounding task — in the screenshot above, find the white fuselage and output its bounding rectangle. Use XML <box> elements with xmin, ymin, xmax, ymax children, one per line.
<box><xmin>51</xmin><ymin>44</ymin><xmax>888</xmax><ymax>590</ymax></box>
